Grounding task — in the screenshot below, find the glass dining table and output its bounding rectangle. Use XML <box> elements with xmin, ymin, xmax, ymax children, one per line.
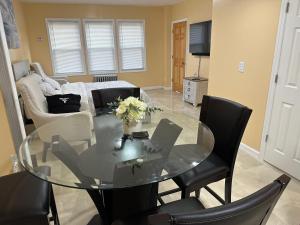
<box><xmin>17</xmin><ymin>109</ymin><xmax>214</xmax><ymax>225</ymax></box>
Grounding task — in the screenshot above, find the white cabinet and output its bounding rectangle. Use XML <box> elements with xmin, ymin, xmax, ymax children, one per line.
<box><xmin>183</xmin><ymin>77</ymin><xmax>208</xmax><ymax>106</ymax></box>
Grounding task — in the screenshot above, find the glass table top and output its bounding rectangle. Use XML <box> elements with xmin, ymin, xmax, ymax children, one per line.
<box><xmin>18</xmin><ymin>110</ymin><xmax>214</xmax><ymax>190</ymax></box>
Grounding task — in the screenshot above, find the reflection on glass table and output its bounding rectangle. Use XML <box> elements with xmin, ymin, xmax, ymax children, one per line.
<box><xmin>18</xmin><ymin>110</ymin><xmax>214</xmax><ymax>225</ymax></box>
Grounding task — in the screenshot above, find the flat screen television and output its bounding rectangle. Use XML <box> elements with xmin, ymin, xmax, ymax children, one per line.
<box><xmin>189</xmin><ymin>20</ymin><xmax>211</xmax><ymax>56</ymax></box>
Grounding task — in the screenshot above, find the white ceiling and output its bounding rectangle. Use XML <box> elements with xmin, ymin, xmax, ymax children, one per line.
<box><xmin>21</xmin><ymin>0</ymin><xmax>184</xmax><ymax>6</ymax></box>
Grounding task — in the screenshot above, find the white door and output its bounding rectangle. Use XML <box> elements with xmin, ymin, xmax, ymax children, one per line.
<box><xmin>265</xmin><ymin>0</ymin><xmax>300</xmax><ymax>180</ymax></box>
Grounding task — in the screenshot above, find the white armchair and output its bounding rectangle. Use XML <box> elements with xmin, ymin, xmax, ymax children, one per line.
<box><xmin>17</xmin><ymin>73</ymin><xmax>92</xmax><ymax>128</ymax></box>
<box><xmin>17</xmin><ymin>73</ymin><xmax>93</xmax><ymax>161</ymax></box>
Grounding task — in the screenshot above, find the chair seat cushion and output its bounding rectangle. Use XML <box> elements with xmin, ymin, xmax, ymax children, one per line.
<box><xmin>112</xmin><ymin>198</ymin><xmax>205</xmax><ymax>225</ymax></box>
<box><xmin>0</xmin><ymin>171</ymin><xmax>50</xmax><ymax>222</ymax></box>
<box><xmin>3</xmin><ymin>216</ymin><xmax>49</xmax><ymax>225</ymax></box>
<box><xmin>173</xmin><ymin>153</ymin><xmax>229</xmax><ymax>189</ymax></box>
<box><xmin>158</xmin><ymin>197</ymin><xmax>205</xmax><ymax>214</ymax></box>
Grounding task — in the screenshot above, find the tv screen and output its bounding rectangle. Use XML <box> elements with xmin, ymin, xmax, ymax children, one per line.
<box><xmin>189</xmin><ymin>21</ymin><xmax>211</xmax><ymax>56</ymax></box>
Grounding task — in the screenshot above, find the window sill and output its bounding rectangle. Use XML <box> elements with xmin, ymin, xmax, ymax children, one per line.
<box><xmin>119</xmin><ymin>69</ymin><xmax>147</xmax><ymax>73</ymax></box>
<box><xmin>53</xmin><ymin>73</ymin><xmax>86</xmax><ymax>77</ymax></box>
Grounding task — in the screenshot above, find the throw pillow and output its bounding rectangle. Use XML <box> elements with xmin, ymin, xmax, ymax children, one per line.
<box><xmin>43</xmin><ymin>77</ymin><xmax>61</xmax><ymax>90</ymax></box>
<box><xmin>40</xmin><ymin>82</ymin><xmax>61</xmax><ymax>96</ymax></box>
<box><xmin>46</xmin><ymin>94</ymin><xmax>81</xmax><ymax>114</ymax></box>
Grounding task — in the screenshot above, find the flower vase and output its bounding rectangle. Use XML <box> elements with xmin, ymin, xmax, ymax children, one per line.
<box><xmin>123</xmin><ymin>122</ymin><xmax>131</xmax><ymax>136</ymax></box>
<box><xmin>123</xmin><ymin>121</ymin><xmax>141</xmax><ymax>136</ymax></box>
<box><xmin>142</xmin><ymin>112</ymin><xmax>151</xmax><ymax>124</ymax></box>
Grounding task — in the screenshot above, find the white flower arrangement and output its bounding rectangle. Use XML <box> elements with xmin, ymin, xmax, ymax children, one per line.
<box><xmin>108</xmin><ymin>97</ymin><xmax>163</xmax><ymax>131</ymax></box>
<box><xmin>115</xmin><ymin>97</ymin><xmax>147</xmax><ymax>125</ymax></box>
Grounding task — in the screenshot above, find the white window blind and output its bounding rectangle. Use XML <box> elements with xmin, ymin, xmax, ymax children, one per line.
<box><xmin>84</xmin><ymin>20</ymin><xmax>117</xmax><ymax>74</ymax></box>
<box><xmin>47</xmin><ymin>20</ymin><xmax>85</xmax><ymax>75</ymax></box>
<box><xmin>118</xmin><ymin>21</ymin><xmax>146</xmax><ymax>72</ymax></box>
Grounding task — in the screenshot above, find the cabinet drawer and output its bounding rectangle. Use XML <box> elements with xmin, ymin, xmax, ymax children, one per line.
<box><xmin>184</xmin><ymin>93</ymin><xmax>193</xmax><ymax>102</ymax></box>
<box><xmin>185</xmin><ymin>80</ymin><xmax>192</xmax><ymax>86</ymax></box>
<box><xmin>185</xmin><ymin>86</ymin><xmax>193</xmax><ymax>93</ymax></box>
<box><xmin>184</xmin><ymin>80</ymin><xmax>196</xmax><ymax>88</ymax></box>
<box><xmin>185</xmin><ymin>87</ymin><xmax>195</xmax><ymax>98</ymax></box>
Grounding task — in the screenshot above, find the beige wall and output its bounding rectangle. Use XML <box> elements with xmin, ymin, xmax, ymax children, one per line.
<box><xmin>23</xmin><ymin>3</ymin><xmax>167</xmax><ymax>87</ymax></box>
<box><xmin>163</xmin><ymin>6</ymin><xmax>172</xmax><ymax>87</ymax></box>
<box><xmin>0</xmin><ymin>0</ymin><xmax>283</xmax><ymax>172</ymax></box>
<box><xmin>208</xmin><ymin>0</ymin><xmax>281</xmax><ymax>150</ymax></box>
<box><xmin>0</xmin><ymin>0</ymin><xmax>32</xmax><ymax>175</ymax></box>
<box><xmin>0</xmin><ymin>93</ymin><xmax>15</xmax><ymax>176</ymax></box>
<box><xmin>167</xmin><ymin>0</ymin><xmax>212</xmax><ymax>84</ymax></box>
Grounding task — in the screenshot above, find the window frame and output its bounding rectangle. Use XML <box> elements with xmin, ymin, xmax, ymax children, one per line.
<box><xmin>116</xmin><ymin>19</ymin><xmax>147</xmax><ymax>73</ymax></box>
<box><xmin>46</xmin><ymin>18</ymin><xmax>87</xmax><ymax>77</ymax></box>
<box><xmin>83</xmin><ymin>19</ymin><xmax>118</xmax><ymax>75</ymax></box>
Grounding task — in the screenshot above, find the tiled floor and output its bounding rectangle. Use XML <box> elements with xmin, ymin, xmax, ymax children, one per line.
<box><xmin>54</xmin><ymin>89</ymin><xmax>300</xmax><ymax>225</ymax></box>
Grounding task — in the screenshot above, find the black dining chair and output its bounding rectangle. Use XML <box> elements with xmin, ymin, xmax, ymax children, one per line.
<box><xmin>92</xmin><ymin>87</ymin><xmax>140</xmax><ymax>115</ymax></box>
<box><xmin>0</xmin><ymin>171</ymin><xmax>60</xmax><ymax>225</ymax></box>
<box><xmin>112</xmin><ymin>174</ymin><xmax>290</xmax><ymax>225</ymax></box>
<box><xmin>160</xmin><ymin>95</ymin><xmax>252</xmax><ymax>204</ymax></box>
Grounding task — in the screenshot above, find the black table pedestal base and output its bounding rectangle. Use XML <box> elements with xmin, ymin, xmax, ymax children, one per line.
<box><xmin>87</xmin><ymin>183</ymin><xmax>159</xmax><ymax>225</ymax></box>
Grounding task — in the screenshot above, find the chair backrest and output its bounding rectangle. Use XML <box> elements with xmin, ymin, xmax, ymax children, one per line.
<box><xmin>17</xmin><ymin>73</ymin><xmax>48</xmax><ymax>119</ymax></box>
<box><xmin>200</xmin><ymin>95</ymin><xmax>252</xmax><ymax>172</ymax></box>
<box><xmin>31</xmin><ymin>62</ymin><xmax>48</xmax><ymax>78</ymax></box>
<box><xmin>92</xmin><ymin>87</ymin><xmax>140</xmax><ymax>110</ymax></box>
<box><xmin>149</xmin><ymin>174</ymin><xmax>290</xmax><ymax>225</ymax></box>
<box><xmin>151</xmin><ymin>118</ymin><xmax>183</xmax><ymax>156</ymax></box>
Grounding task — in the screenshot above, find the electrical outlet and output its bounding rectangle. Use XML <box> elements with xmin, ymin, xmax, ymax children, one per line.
<box><xmin>239</xmin><ymin>61</ymin><xmax>246</xmax><ymax>73</ymax></box>
<box><xmin>36</xmin><ymin>37</ymin><xmax>43</xmax><ymax>42</ymax></box>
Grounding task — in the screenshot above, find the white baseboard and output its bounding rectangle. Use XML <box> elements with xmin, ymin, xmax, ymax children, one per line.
<box><xmin>142</xmin><ymin>86</ymin><xmax>163</xmax><ymax>90</ymax></box>
<box><xmin>141</xmin><ymin>86</ymin><xmax>172</xmax><ymax>91</ymax></box>
<box><xmin>239</xmin><ymin>143</ymin><xmax>260</xmax><ymax>160</ymax></box>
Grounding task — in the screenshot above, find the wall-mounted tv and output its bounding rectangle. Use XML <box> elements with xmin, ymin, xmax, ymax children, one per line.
<box><xmin>189</xmin><ymin>20</ymin><xmax>211</xmax><ymax>56</ymax></box>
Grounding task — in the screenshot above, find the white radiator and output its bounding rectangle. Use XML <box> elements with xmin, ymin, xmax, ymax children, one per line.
<box><xmin>94</xmin><ymin>74</ymin><xmax>118</xmax><ymax>82</ymax></box>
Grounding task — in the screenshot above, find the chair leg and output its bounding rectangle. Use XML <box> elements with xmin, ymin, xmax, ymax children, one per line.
<box><xmin>50</xmin><ymin>185</ymin><xmax>60</xmax><ymax>225</ymax></box>
<box><xmin>42</xmin><ymin>143</ymin><xmax>50</xmax><ymax>162</ymax></box>
<box><xmin>195</xmin><ymin>189</ymin><xmax>201</xmax><ymax>199</ymax></box>
<box><xmin>181</xmin><ymin>188</ymin><xmax>190</xmax><ymax>199</ymax></box>
<box><xmin>225</xmin><ymin>177</ymin><xmax>232</xmax><ymax>204</ymax></box>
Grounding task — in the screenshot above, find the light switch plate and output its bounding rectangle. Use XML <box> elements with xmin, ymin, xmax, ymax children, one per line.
<box><xmin>239</xmin><ymin>61</ymin><xmax>245</xmax><ymax>73</ymax></box>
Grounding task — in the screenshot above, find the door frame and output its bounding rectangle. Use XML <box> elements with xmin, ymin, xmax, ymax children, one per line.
<box><xmin>170</xmin><ymin>18</ymin><xmax>188</xmax><ymax>91</ymax></box>
<box><xmin>260</xmin><ymin>0</ymin><xmax>291</xmax><ymax>161</ymax></box>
